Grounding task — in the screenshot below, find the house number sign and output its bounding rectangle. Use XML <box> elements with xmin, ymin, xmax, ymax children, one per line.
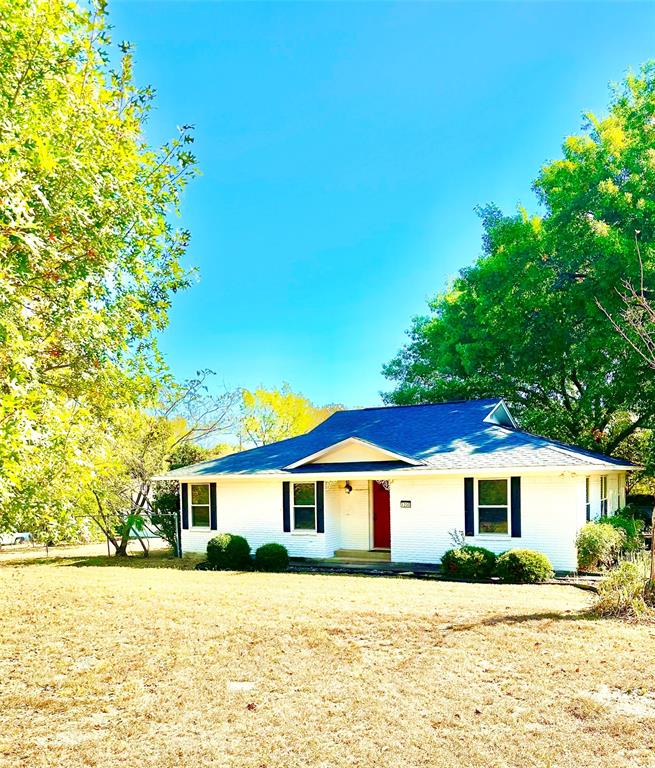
<box><xmin>400</xmin><ymin>500</ymin><xmax>411</xmax><ymax>508</ymax></box>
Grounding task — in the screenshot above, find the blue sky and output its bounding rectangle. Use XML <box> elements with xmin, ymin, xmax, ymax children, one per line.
<box><xmin>111</xmin><ymin>1</ymin><xmax>655</xmax><ymax>408</ymax></box>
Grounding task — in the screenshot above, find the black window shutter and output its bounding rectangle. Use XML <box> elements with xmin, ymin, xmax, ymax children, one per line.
<box><xmin>316</xmin><ymin>481</ymin><xmax>325</xmax><ymax>533</ymax></box>
<box><xmin>282</xmin><ymin>481</ymin><xmax>291</xmax><ymax>532</ymax></box>
<box><xmin>511</xmin><ymin>476</ymin><xmax>521</xmax><ymax>538</ymax></box>
<box><xmin>210</xmin><ymin>482</ymin><xmax>217</xmax><ymax>530</ymax></box>
<box><xmin>181</xmin><ymin>482</ymin><xmax>189</xmax><ymax>530</ymax></box>
<box><xmin>464</xmin><ymin>477</ymin><xmax>474</xmax><ymax>536</ymax></box>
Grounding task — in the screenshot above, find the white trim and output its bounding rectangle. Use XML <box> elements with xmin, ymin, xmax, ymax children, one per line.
<box><xmin>585</xmin><ymin>476</ymin><xmax>591</xmax><ymax>521</ymax></box>
<box><xmin>484</xmin><ymin>400</ymin><xmax>518</xmax><ymax>429</ymax></box>
<box><xmin>283</xmin><ymin>436</ymin><xmax>424</xmax><ymax>470</ymax></box>
<box><xmin>160</xmin><ymin>464</ymin><xmax>634</xmax><ymax>483</ymax></box>
<box><xmin>189</xmin><ymin>482</ymin><xmax>211</xmax><ymax>530</ymax></box>
<box><xmin>291</xmin><ymin>481</ymin><xmax>317</xmax><ymax>532</ymax></box>
<box><xmin>475</xmin><ymin>477</ymin><xmax>511</xmax><ymax>536</ymax></box>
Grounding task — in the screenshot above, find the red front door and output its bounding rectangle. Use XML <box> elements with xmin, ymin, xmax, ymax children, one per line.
<box><xmin>372</xmin><ymin>481</ymin><xmax>391</xmax><ymax>549</ymax></box>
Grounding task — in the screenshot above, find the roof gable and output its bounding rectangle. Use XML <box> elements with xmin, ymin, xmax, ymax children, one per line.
<box><xmin>284</xmin><ymin>436</ymin><xmax>423</xmax><ymax>469</ymax></box>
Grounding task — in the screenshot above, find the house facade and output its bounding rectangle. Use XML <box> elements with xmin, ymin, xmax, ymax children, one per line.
<box><xmin>159</xmin><ymin>399</ymin><xmax>633</xmax><ymax>572</ymax></box>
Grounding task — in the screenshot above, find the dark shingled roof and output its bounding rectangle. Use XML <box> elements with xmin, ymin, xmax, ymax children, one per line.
<box><xmin>161</xmin><ymin>398</ymin><xmax>635</xmax><ymax>478</ymax></box>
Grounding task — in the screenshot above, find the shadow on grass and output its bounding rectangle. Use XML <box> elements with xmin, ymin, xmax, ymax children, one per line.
<box><xmin>449</xmin><ymin>608</ymin><xmax>598</xmax><ymax>631</ymax></box>
<box><xmin>0</xmin><ymin>549</ymin><xmax>201</xmax><ymax>571</ymax></box>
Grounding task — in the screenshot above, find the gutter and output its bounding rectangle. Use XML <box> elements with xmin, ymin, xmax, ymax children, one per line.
<box><xmin>153</xmin><ymin>463</ymin><xmax>636</xmax><ymax>483</ymax></box>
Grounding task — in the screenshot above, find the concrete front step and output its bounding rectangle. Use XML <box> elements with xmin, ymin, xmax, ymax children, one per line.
<box><xmin>333</xmin><ymin>549</ymin><xmax>391</xmax><ymax>562</ymax></box>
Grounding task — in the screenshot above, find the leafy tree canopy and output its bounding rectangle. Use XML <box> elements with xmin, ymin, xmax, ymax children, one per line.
<box><xmin>0</xmin><ymin>0</ymin><xmax>197</xmax><ymax>534</ymax></box>
<box><xmin>384</xmin><ymin>64</ymin><xmax>655</xmax><ymax>459</ymax></box>
<box><xmin>240</xmin><ymin>384</ymin><xmax>341</xmax><ymax>446</ymax></box>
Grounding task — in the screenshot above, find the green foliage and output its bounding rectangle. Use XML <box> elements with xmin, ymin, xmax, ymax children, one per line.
<box><xmin>168</xmin><ymin>443</ymin><xmax>212</xmax><ymax>471</ymax></box>
<box><xmin>595</xmin><ymin>562</ymin><xmax>654</xmax><ymax>619</ymax></box>
<box><xmin>383</xmin><ymin>65</ymin><xmax>655</xmax><ymax>464</ymax></box>
<box><xmin>603</xmin><ymin>509</ymin><xmax>645</xmax><ymax>553</ymax></box>
<box><xmin>576</xmin><ymin>522</ymin><xmax>625</xmax><ymax>571</ymax></box>
<box><xmin>206</xmin><ymin>534</ymin><xmax>252</xmax><ymax>571</ymax></box>
<box><xmin>0</xmin><ymin>0</ymin><xmax>197</xmax><ymax>538</ymax></box>
<box><xmin>494</xmin><ymin>549</ymin><xmax>554</xmax><ymax>583</ymax></box>
<box><xmin>255</xmin><ymin>542</ymin><xmax>290</xmax><ymax>572</ymax></box>
<box><xmin>440</xmin><ymin>546</ymin><xmax>497</xmax><ymax>579</ymax></box>
<box><xmin>150</xmin><ymin>488</ymin><xmax>179</xmax><ymax>553</ymax></box>
<box><xmin>240</xmin><ymin>384</ymin><xmax>341</xmax><ymax>446</ymax></box>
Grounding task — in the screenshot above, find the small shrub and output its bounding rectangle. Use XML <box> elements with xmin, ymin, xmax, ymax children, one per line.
<box><xmin>576</xmin><ymin>522</ymin><xmax>625</xmax><ymax>571</ymax></box>
<box><xmin>206</xmin><ymin>533</ymin><xmax>252</xmax><ymax>570</ymax></box>
<box><xmin>495</xmin><ymin>549</ymin><xmax>553</xmax><ymax>583</ymax></box>
<box><xmin>255</xmin><ymin>542</ymin><xmax>289</xmax><ymax>572</ymax></box>
<box><xmin>440</xmin><ymin>546</ymin><xmax>496</xmax><ymax>579</ymax></box>
<box><xmin>595</xmin><ymin>562</ymin><xmax>654</xmax><ymax>619</ymax></box>
<box><xmin>604</xmin><ymin>509</ymin><xmax>645</xmax><ymax>553</ymax></box>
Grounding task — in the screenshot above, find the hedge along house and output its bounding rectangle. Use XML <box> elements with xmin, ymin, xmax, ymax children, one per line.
<box><xmin>156</xmin><ymin>399</ymin><xmax>635</xmax><ymax>572</ymax></box>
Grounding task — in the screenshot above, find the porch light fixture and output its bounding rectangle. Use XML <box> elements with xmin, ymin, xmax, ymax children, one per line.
<box><xmin>344</xmin><ymin>481</ymin><xmax>353</xmax><ymax>494</ymax></box>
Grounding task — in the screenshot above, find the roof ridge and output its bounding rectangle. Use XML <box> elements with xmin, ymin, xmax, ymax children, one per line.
<box><xmin>330</xmin><ymin>397</ymin><xmax>501</xmax><ymax>415</ymax></box>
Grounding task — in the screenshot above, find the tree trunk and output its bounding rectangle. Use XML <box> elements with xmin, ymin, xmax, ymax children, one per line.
<box><xmin>133</xmin><ymin>529</ymin><xmax>149</xmax><ymax>557</ymax></box>
<box><xmin>650</xmin><ymin>503</ymin><xmax>655</xmax><ymax>584</ymax></box>
<box><xmin>113</xmin><ymin>538</ymin><xmax>129</xmax><ymax>556</ymax></box>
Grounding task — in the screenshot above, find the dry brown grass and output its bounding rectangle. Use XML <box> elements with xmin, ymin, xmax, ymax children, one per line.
<box><xmin>1</xmin><ymin>557</ymin><xmax>655</xmax><ymax>768</ymax></box>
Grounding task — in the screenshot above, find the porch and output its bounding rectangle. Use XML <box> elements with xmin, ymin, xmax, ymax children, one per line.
<box><xmin>332</xmin><ymin>548</ymin><xmax>391</xmax><ymax>563</ymax></box>
<box><xmin>322</xmin><ymin>478</ymin><xmax>392</xmax><ymax>555</ymax></box>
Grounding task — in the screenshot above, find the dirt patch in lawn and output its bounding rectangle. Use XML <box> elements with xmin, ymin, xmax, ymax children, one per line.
<box><xmin>1</xmin><ymin>562</ymin><xmax>654</xmax><ymax>768</ymax></box>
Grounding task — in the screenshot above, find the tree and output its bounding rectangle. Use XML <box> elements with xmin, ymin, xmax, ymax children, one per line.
<box><xmin>0</xmin><ymin>0</ymin><xmax>197</xmax><ymax>534</ymax></box>
<box><xmin>85</xmin><ymin>373</ymin><xmax>238</xmax><ymax>556</ymax></box>
<box><xmin>384</xmin><ymin>64</ymin><xmax>655</xmax><ymax>458</ymax></box>
<box><xmin>239</xmin><ymin>384</ymin><xmax>341</xmax><ymax>447</ymax></box>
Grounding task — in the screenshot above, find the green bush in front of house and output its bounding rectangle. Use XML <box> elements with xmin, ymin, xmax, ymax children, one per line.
<box><xmin>494</xmin><ymin>549</ymin><xmax>553</xmax><ymax>583</ymax></box>
<box><xmin>206</xmin><ymin>533</ymin><xmax>252</xmax><ymax>570</ymax></box>
<box><xmin>576</xmin><ymin>522</ymin><xmax>625</xmax><ymax>571</ymax></box>
<box><xmin>602</xmin><ymin>509</ymin><xmax>645</xmax><ymax>554</ymax></box>
<box><xmin>255</xmin><ymin>542</ymin><xmax>289</xmax><ymax>572</ymax></box>
<box><xmin>440</xmin><ymin>546</ymin><xmax>497</xmax><ymax>580</ymax></box>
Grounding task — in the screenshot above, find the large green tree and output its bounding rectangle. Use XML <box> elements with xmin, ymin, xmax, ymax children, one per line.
<box><xmin>384</xmin><ymin>65</ymin><xmax>655</xmax><ymax>457</ymax></box>
<box><xmin>0</xmin><ymin>0</ymin><xmax>197</xmax><ymax>532</ymax></box>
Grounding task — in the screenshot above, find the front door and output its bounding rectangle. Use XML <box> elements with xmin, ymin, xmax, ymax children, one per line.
<box><xmin>372</xmin><ymin>481</ymin><xmax>391</xmax><ymax>549</ymax></box>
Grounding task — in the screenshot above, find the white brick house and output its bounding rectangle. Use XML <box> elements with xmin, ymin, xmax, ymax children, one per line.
<box><xmin>157</xmin><ymin>399</ymin><xmax>633</xmax><ymax>572</ymax></box>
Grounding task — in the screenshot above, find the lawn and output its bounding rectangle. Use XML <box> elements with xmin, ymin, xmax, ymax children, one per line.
<box><xmin>1</xmin><ymin>556</ymin><xmax>655</xmax><ymax>768</ymax></box>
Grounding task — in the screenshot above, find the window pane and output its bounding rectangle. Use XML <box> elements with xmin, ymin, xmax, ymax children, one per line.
<box><xmin>293</xmin><ymin>483</ymin><xmax>315</xmax><ymax>506</ymax></box>
<box><xmin>479</xmin><ymin>507</ymin><xmax>508</xmax><ymax>534</ymax></box>
<box><xmin>191</xmin><ymin>484</ymin><xmax>209</xmax><ymax>505</ymax></box>
<box><xmin>192</xmin><ymin>505</ymin><xmax>210</xmax><ymax>527</ymax></box>
<box><xmin>478</xmin><ymin>479</ymin><xmax>507</xmax><ymax>506</ymax></box>
<box><xmin>294</xmin><ymin>506</ymin><xmax>316</xmax><ymax>530</ymax></box>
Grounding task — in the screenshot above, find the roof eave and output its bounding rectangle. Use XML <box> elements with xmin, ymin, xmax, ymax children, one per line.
<box><xmin>156</xmin><ymin>462</ymin><xmax>636</xmax><ymax>482</ymax></box>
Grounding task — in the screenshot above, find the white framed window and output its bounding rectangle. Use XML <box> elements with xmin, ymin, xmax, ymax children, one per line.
<box><xmin>190</xmin><ymin>483</ymin><xmax>210</xmax><ymax>528</ymax></box>
<box><xmin>585</xmin><ymin>477</ymin><xmax>591</xmax><ymax>521</ymax></box>
<box><xmin>600</xmin><ymin>476</ymin><xmax>608</xmax><ymax>517</ymax></box>
<box><xmin>477</xmin><ymin>478</ymin><xmax>509</xmax><ymax>535</ymax></box>
<box><xmin>292</xmin><ymin>482</ymin><xmax>316</xmax><ymax>531</ymax></box>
